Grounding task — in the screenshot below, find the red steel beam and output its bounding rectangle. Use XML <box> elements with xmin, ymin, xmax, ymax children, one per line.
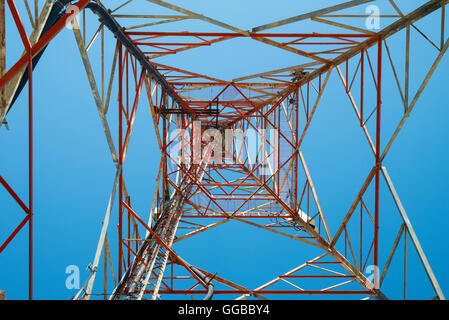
<box><xmin>151</xmin><ymin>290</ymin><xmax>372</xmax><ymax>295</ymax></box>
<box><xmin>0</xmin><ymin>176</ymin><xmax>30</xmax><ymax>214</ymax></box>
<box><xmin>126</xmin><ymin>31</ymin><xmax>372</xmax><ymax>38</ymax></box>
<box><xmin>0</xmin><ymin>215</ymin><xmax>30</xmax><ymax>254</ymax></box>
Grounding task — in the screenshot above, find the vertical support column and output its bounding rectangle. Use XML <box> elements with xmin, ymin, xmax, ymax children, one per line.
<box><xmin>360</xmin><ymin>49</ymin><xmax>364</xmax><ymax>127</ymax></box>
<box><xmin>295</xmin><ymin>87</ymin><xmax>299</xmax><ymax>212</ymax></box>
<box><xmin>28</xmin><ymin>61</ymin><xmax>33</xmax><ymax>300</ymax></box>
<box><xmin>0</xmin><ymin>0</ymin><xmax>5</xmax><ymax>120</ymax></box>
<box><xmin>118</xmin><ymin>43</ymin><xmax>123</xmax><ymax>279</ymax></box>
<box><xmin>104</xmin><ymin>243</ymin><xmax>107</xmax><ymax>300</ymax></box>
<box><xmin>127</xmin><ymin>196</ymin><xmax>131</xmax><ymax>267</ymax></box>
<box><xmin>0</xmin><ymin>0</ymin><xmax>35</xmax><ymax>299</ymax></box>
<box><xmin>373</xmin><ymin>38</ymin><xmax>382</xmax><ymax>289</ymax></box>
<box><xmin>404</xmin><ymin>228</ymin><xmax>407</xmax><ymax>300</ymax></box>
<box><xmin>162</xmin><ymin>103</ymin><xmax>167</xmax><ymax>210</ymax></box>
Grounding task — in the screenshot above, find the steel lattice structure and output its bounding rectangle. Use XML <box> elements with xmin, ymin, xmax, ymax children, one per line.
<box><xmin>0</xmin><ymin>0</ymin><xmax>448</xmax><ymax>300</ymax></box>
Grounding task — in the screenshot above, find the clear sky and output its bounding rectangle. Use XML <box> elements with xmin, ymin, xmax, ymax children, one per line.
<box><xmin>0</xmin><ymin>0</ymin><xmax>448</xmax><ymax>300</ymax></box>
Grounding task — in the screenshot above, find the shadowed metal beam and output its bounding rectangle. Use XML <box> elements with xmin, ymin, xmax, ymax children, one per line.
<box><xmin>86</xmin><ymin>2</ymin><xmax>185</xmax><ymax>107</ymax></box>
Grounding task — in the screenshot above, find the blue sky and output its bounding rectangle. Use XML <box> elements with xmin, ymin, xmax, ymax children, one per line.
<box><xmin>0</xmin><ymin>0</ymin><xmax>448</xmax><ymax>300</ymax></box>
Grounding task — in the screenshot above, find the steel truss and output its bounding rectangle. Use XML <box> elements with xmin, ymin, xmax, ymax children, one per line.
<box><xmin>0</xmin><ymin>0</ymin><xmax>447</xmax><ymax>300</ymax></box>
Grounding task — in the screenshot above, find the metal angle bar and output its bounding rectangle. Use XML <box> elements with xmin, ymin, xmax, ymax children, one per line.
<box><xmin>104</xmin><ymin>233</ymin><xmax>117</xmax><ymax>287</ymax></box>
<box><xmin>193</xmin><ymin>266</ymin><xmax>269</xmax><ymax>300</ymax></box>
<box><xmin>235</xmin><ymin>253</ymin><xmax>329</xmax><ymax>300</ymax></box>
<box><xmin>174</xmin><ymin>219</ymin><xmax>230</xmax><ymax>243</ymax></box>
<box><xmin>380</xmin><ymin>35</ymin><xmax>449</xmax><ymax>162</ymax></box>
<box><xmin>231</xmin><ymin>217</ymin><xmax>321</xmax><ymax>248</ymax></box>
<box><xmin>0</xmin><ymin>0</ymin><xmax>5</xmax><ymax>116</ymax></box>
<box><xmin>124</xmin><ymin>16</ymin><xmax>190</xmax><ymax>31</ymax></box>
<box><xmin>104</xmin><ymin>41</ymin><xmax>119</xmax><ymax>115</ymax></box>
<box><xmin>145</xmin><ymin>0</ymin><xmax>250</xmax><ymax>36</ymax></box>
<box><xmin>0</xmin><ymin>0</ymin><xmax>91</xmax><ymax>126</ymax></box>
<box><xmin>113</xmin><ymin>14</ymin><xmax>188</xmax><ymax>18</ymax></box>
<box><xmin>381</xmin><ymin>166</ymin><xmax>445</xmax><ymax>300</ymax></box>
<box><xmin>252</xmin><ymin>0</ymin><xmax>375</xmax><ymax>32</ymax></box>
<box><xmin>299</xmin><ymin>152</ymin><xmax>332</xmax><ymax>242</ymax></box>
<box><xmin>143</xmin><ymin>75</ymin><xmax>163</xmax><ymax>148</ymax></box>
<box><xmin>250</xmin><ymin>36</ymin><xmax>331</xmax><ymax>64</ymax></box>
<box><xmin>0</xmin><ymin>0</ymin><xmax>53</xmax><ymax>126</ymax></box>
<box><xmin>383</xmin><ymin>39</ymin><xmax>406</xmax><ymax>109</ymax></box>
<box><xmin>137</xmin><ymin>243</ymin><xmax>161</xmax><ymax>300</ymax></box>
<box><xmin>336</xmin><ymin>65</ymin><xmax>377</xmax><ymax>155</ymax></box>
<box><xmin>146</xmin><ymin>160</ymin><xmax>162</xmax><ymax>233</ymax></box>
<box><xmin>280</xmin><ymin>278</ymin><xmax>305</xmax><ymax>291</ymax></box>
<box><xmin>23</xmin><ymin>0</ymin><xmax>35</xmax><ymax>29</ymax></box>
<box><xmin>442</xmin><ymin>3</ymin><xmax>446</xmax><ymax>50</ymax></box>
<box><xmin>233</xmin><ymin>63</ymin><xmax>322</xmax><ymax>83</ymax></box>
<box><xmin>297</xmin><ymin>67</ymin><xmax>334</xmax><ymax>149</ymax></box>
<box><xmin>77</xmin><ymin>166</ymin><xmax>122</xmax><ymax>300</ymax></box>
<box><xmin>118</xmin><ymin>202</ymin><xmax>208</xmax><ymax>296</ymax></box>
<box><xmin>121</xmin><ymin>70</ymin><xmax>145</xmax><ymax>164</ymax></box>
<box><xmin>0</xmin><ymin>175</ymin><xmax>30</xmax><ymax>214</ymax></box>
<box><xmin>27</xmin><ymin>44</ymin><xmax>33</xmax><ymax>301</ymax></box>
<box><xmin>331</xmin><ymin>166</ymin><xmax>377</xmax><ymax>247</ymax></box>
<box><xmin>6</xmin><ymin>0</ymin><xmax>31</xmax><ymax>51</ymax></box>
<box><xmin>82</xmin><ymin>2</ymin><xmax>185</xmax><ymax>109</ymax></box>
<box><xmin>220</xmin><ymin>0</ymin><xmax>449</xmax><ymax>126</ymax></box>
<box><xmin>162</xmin><ymin>289</ymin><xmax>371</xmax><ymax>295</ymax></box>
<box><xmin>389</xmin><ymin>0</ymin><xmax>441</xmax><ymax>52</ymax></box>
<box><xmin>243</xmin><ymin>165</ymin><xmax>377</xmax><ymax>293</ymax></box>
<box><xmin>33</xmin><ymin>0</ymin><xmax>37</xmax><ymax>26</ymax></box>
<box><xmin>270</xmin><ymin>0</ymin><xmax>449</xmax><ymax>119</ymax></box>
<box><xmin>72</xmin><ymin>18</ymin><xmax>119</xmax><ymax>163</ymax></box>
<box><xmin>0</xmin><ymin>215</ymin><xmax>30</xmax><ymax>254</ymax></box>
<box><xmin>321</xmin><ymin>279</ymin><xmax>355</xmax><ymax>292</ymax></box>
<box><xmin>150</xmin><ymin>234</ymin><xmax>178</xmax><ymax>299</ymax></box>
<box><xmin>311</xmin><ymin>16</ymin><xmax>376</xmax><ymax>35</ymax></box>
<box><xmin>72</xmin><ymin>266</ymin><xmax>96</xmax><ymax>300</ymax></box>
<box><xmin>308</xmin><ymin>264</ymin><xmax>347</xmax><ymax>277</ymax></box>
<box><xmin>111</xmin><ymin>0</ymin><xmax>133</xmax><ymax>14</ymax></box>
<box><xmin>379</xmin><ymin>223</ymin><xmax>405</xmax><ymax>286</ymax></box>
<box><xmin>111</xmin><ymin>155</ymin><xmax>213</xmax><ymax>299</ymax></box>
<box><xmin>85</xmin><ymin>22</ymin><xmax>104</xmax><ymax>52</ymax></box>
